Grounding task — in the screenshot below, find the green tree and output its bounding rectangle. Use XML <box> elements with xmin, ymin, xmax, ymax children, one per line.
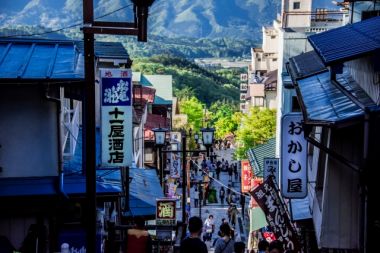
<box><xmin>179</xmin><ymin>96</ymin><xmax>205</xmax><ymax>133</ymax></box>
<box><xmin>209</xmin><ymin>101</ymin><xmax>239</xmax><ymax>139</ymax></box>
<box><xmin>235</xmin><ymin>107</ymin><xmax>276</xmax><ymax>159</ymax></box>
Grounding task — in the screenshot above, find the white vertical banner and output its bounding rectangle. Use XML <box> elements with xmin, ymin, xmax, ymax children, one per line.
<box><xmin>170</xmin><ymin>152</ymin><xmax>181</xmax><ymax>178</ymax></box>
<box><xmin>263</xmin><ymin>158</ymin><xmax>280</xmax><ymax>186</ymax></box>
<box><xmin>281</xmin><ymin>113</ymin><xmax>307</xmax><ymax>198</ymax></box>
<box><xmin>100</xmin><ymin>69</ymin><xmax>132</xmax><ymax>167</ymax></box>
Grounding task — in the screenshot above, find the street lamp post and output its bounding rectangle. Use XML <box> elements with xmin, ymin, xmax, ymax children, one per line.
<box><xmin>201</xmin><ymin>127</ymin><xmax>215</xmax><ymax>161</ymax></box>
<box><xmin>153</xmin><ymin>127</ymin><xmax>168</xmax><ymax>186</ymax></box>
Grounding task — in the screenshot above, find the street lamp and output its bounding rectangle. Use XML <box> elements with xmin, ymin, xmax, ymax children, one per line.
<box><xmin>201</xmin><ymin>127</ymin><xmax>215</xmax><ymax>159</ymax></box>
<box><xmin>153</xmin><ymin>127</ymin><xmax>168</xmax><ymax>186</ymax></box>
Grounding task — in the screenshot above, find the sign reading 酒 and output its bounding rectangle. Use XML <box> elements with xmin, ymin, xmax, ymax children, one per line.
<box><xmin>250</xmin><ymin>177</ymin><xmax>300</xmax><ymax>251</ymax></box>
<box><xmin>264</xmin><ymin>158</ymin><xmax>279</xmax><ymax>186</ymax></box>
<box><xmin>156</xmin><ymin>199</ymin><xmax>177</xmax><ymax>226</ymax></box>
<box><xmin>241</xmin><ymin>160</ymin><xmax>253</xmax><ymax>193</ymax></box>
<box><xmin>100</xmin><ymin>69</ymin><xmax>132</xmax><ymax>167</ymax></box>
<box><xmin>281</xmin><ymin>114</ymin><xmax>307</xmax><ymax>198</ymax></box>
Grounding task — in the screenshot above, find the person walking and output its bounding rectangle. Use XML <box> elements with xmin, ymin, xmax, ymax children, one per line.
<box><xmin>214</xmin><ymin>223</ymin><xmax>235</xmax><ymax>253</ymax></box>
<box><xmin>194</xmin><ymin>187</ymin><xmax>199</xmax><ymax>208</ymax></box>
<box><xmin>203</xmin><ymin>215</ymin><xmax>215</xmax><ymax>242</ymax></box>
<box><xmin>234</xmin><ymin>241</ymin><xmax>246</xmax><ymax>253</ymax></box>
<box><xmin>228</xmin><ymin>165</ymin><xmax>233</xmax><ymax>182</ymax></box>
<box><xmin>233</xmin><ymin>163</ymin><xmax>238</xmax><ymax>181</ymax></box>
<box><xmin>219</xmin><ymin>187</ymin><xmax>225</xmax><ymax>205</ymax></box>
<box><xmin>229</xmin><ymin>204</ymin><xmax>239</xmax><ymax>228</ymax></box>
<box><xmin>180</xmin><ymin>216</ymin><xmax>208</xmax><ymax>253</ymax></box>
<box><xmin>125</xmin><ymin>217</ymin><xmax>152</xmax><ymax>253</ymax></box>
<box><xmin>240</xmin><ymin>193</ymin><xmax>246</xmax><ymax>219</ymax></box>
<box><xmin>258</xmin><ymin>239</ymin><xmax>269</xmax><ymax>253</ymax></box>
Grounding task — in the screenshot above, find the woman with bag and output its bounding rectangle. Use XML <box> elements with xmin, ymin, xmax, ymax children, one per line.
<box><xmin>214</xmin><ymin>223</ymin><xmax>235</xmax><ymax>253</ymax></box>
<box><xmin>203</xmin><ymin>215</ymin><xmax>214</xmax><ymax>242</ymax></box>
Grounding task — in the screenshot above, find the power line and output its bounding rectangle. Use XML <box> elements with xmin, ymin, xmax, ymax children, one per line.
<box><xmin>0</xmin><ymin>3</ymin><xmax>133</xmax><ymax>39</ymax></box>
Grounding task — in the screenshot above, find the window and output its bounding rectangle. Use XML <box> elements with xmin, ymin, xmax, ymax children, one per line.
<box><xmin>257</xmin><ymin>58</ymin><xmax>261</xmax><ymax>62</ymax></box>
<box><xmin>293</xmin><ymin>2</ymin><xmax>300</xmax><ymax>9</ymax></box>
<box><xmin>271</xmin><ymin>35</ymin><xmax>276</xmax><ymax>39</ymax></box>
<box><xmin>272</xmin><ymin>58</ymin><xmax>277</xmax><ymax>62</ymax></box>
<box><xmin>316</xmin><ymin>128</ymin><xmax>329</xmax><ymax>209</ymax></box>
<box><xmin>254</xmin><ymin>96</ymin><xmax>265</xmax><ymax>107</ymax></box>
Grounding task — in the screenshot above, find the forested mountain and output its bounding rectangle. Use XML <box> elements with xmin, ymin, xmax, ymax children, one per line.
<box><xmin>132</xmin><ymin>55</ymin><xmax>244</xmax><ymax>105</ymax></box>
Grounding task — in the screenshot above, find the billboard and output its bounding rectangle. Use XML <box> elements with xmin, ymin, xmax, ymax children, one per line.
<box><xmin>100</xmin><ymin>69</ymin><xmax>132</xmax><ymax>167</ymax></box>
<box><xmin>156</xmin><ymin>199</ymin><xmax>177</xmax><ymax>226</ymax></box>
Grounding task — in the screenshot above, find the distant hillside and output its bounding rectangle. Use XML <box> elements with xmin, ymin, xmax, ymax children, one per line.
<box><xmin>132</xmin><ymin>55</ymin><xmax>244</xmax><ymax>105</ymax></box>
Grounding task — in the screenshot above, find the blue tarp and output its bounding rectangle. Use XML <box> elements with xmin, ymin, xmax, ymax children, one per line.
<box><xmin>308</xmin><ymin>16</ymin><xmax>380</xmax><ymax>65</ymax></box>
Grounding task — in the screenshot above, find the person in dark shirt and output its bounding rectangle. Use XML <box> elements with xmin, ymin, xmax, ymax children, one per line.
<box><xmin>180</xmin><ymin>216</ymin><xmax>208</xmax><ymax>253</ymax></box>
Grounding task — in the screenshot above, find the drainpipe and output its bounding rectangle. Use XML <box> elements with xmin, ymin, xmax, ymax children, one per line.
<box><xmin>360</xmin><ymin>112</ymin><xmax>370</xmax><ymax>253</ymax></box>
<box><xmin>45</xmin><ymin>87</ymin><xmax>68</xmax><ymax>199</ymax></box>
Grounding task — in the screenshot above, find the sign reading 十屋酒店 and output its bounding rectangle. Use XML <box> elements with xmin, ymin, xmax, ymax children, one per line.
<box><xmin>281</xmin><ymin>113</ymin><xmax>307</xmax><ymax>198</ymax></box>
<box><xmin>100</xmin><ymin>69</ymin><xmax>132</xmax><ymax>167</ymax></box>
<box><xmin>241</xmin><ymin>160</ymin><xmax>253</xmax><ymax>193</ymax></box>
<box><xmin>156</xmin><ymin>199</ymin><xmax>177</xmax><ymax>226</ymax></box>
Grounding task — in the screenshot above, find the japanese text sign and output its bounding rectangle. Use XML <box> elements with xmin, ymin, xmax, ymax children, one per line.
<box><xmin>250</xmin><ymin>177</ymin><xmax>300</xmax><ymax>251</ymax></box>
<box><xmin>100</xmin><ymin>69</ymin><xmax>132</xmax><ymax>167</ymax></box>
<box><xmin>170</xmin><ymin>152</ymin><xmax>181</xmax><ymax>178</ymax></box>
<box><xmin>241</xmin><ymin>160</ymin><xmax>253</xmax><ymax>193</ymax></box>
<box><xmin>240</xmin><ymin>73</ymin><xmax>248</xmax><ymax>82</ymax></box>
<box><xmin>281</xmin><ymin>114</ymin><xmax>307</xmax><ymax>198</ymax></box>
<box><xmin>264</xmin><ymin>158</ymin><xmax>279</xmax><ymax>186</ymax></box>
<box><xmin>156</xmin><ymin>199</ymin><xmax>176</xmax><ymax>226</ymax></box>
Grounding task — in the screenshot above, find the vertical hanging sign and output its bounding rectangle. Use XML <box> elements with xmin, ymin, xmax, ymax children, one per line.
<box><xmin>241</xmin><ymin>160</ymin><xmax>253</xmax><ymax>193</ymax></box>
<box><xmin>263</xmin><ymin>158</ymin><xmax>280</xmax><ymax>186</ymax></box>
<box><xmin>101</xmin><ymin>69</ymin><xmax>132</xmax><ymax>167</ymax></box>
<box><xmin>281</xmin><ymin>113</ymin><xmax>307</xmax><ymax>198</ymax></box>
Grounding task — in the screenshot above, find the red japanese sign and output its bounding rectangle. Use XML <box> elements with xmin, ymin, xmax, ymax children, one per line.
<box><xmin>250</xmin><ymin>177</ymin><xmax>301</xmax><ymax>251</ymax></box>
<box><xmin>241</xmin><ymin>160</ymin><xmax>253</xmax><ymax>193</ymax></box>
<box><xmin>156</xmin><ymin>199</ymin><xmax>176</xmax><ymax>226</ymax></box>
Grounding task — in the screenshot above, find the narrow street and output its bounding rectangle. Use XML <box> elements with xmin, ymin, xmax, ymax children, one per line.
<box><xmin>178</xmin><ymin>148</ymin><xmax>249</xmax><ymax>252</ymax></box>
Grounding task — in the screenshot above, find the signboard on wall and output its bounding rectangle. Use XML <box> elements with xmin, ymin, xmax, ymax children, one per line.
<box><xmin>240</xmin><ymin>93</ymin><xmax>247</xmax><ymax>101</ymax></box>
<box><xmin>240</xmin><ymin>73</ymin><xmax>248</xmax><ymax>82</ymax></box>
<box><xmin>281</xmin><ymin>113</ymin><xmax>307</xmax><ymax>198</ymax></box>
<box><xmin>250</xmin><ymin>177</ymin><xmax>300</xmax><ymax>251</ymax></box>
<box><xmin>263</xmin><ymin>158</ymin><xmax>280</xmax><ymax>186</ymax></box>
<box><xmin>241</xmin><ymin>160</ymin><xmax>253</xmax><ymax>193</ymax></box>
<box><xmin>240</xmin><ymin>83</ymin><xmax>248</xmax><ymax>91</ymax></box>
<box><xmin>156</xmin><ymin>199</ymin><xmax>177</xmax><ymax>226</ymax></box>
<box><xmin>100</xmin><ymin>69</ymin><xmax>132</xmax><ymax>167</ymax></box>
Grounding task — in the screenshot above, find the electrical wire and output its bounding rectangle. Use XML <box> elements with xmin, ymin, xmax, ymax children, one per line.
<box><xmin>0</xmin><ymin>3</ymin><xmax>134</xmax><ymax>39</ymax></box>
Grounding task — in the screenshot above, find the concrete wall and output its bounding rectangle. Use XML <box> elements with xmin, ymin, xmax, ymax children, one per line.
<box><xmin>282</xmin><ymin>0</ymin><xmax>312</xmax><ymax>28</ymax></box>
<box><xmin>266</xmin><ymin>90</ymin><xmax>278</xmax><ymax>110</ymax></box>
<box><xmin>0</xmin><ymin>86</ymin><xmax>59</xmax><ymax>178</ymax></box>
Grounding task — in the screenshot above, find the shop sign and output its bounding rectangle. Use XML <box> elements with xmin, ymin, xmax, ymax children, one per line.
<box><xmin>240</xmin><ymin>93</ymin><xmax>247</xmax><ymax>101</ymax></box>
<box><xmin>281</xmin><ymin>113</ymin><xmax>307</xmax><ymax>198</ymax></box>
<box><xmin>240</xmin><ymin>83</ymin><xmax>248</xmax><ymax>91</ymax></box>
<box><xmin>263</xmin><ymin>158</ymin><xmax>279</xmax><ymax>186</ymax></box>
<box><xmin>241</xmin><ymin>160</ymin><xmax>253</xmax><ymax>193</ymax></box>
<box><xmin>250</xmin><ymin>177</ymin><xmax>300</xmax><ymax>251</ymax></box>
<box><xmin>240</xmin><ymin>73</ymin><xmax>248</xmax><ymax>82</ymax></box>
<box><xmin>156</xmin><ymin>199</ymin><xmax>177</xmax><ymax>226</ymax></box>
<box><xmin>100</xmin><ymin>69</ymin><xmax>132</xmax><ymax>167</ymax></box>
<box><xmin>170</xmin><ymin>152</ymin><xmax>181</xmax><ymax>178</ymax></box>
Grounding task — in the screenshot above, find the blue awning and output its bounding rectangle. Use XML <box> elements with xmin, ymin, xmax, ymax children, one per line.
<box><xmin>127</xmin><ymin>167</ymin><xmax>164</xmax><ymax>217</ymax></box>
<box><xmin>0</xmin><ymin>39</ymin><xmax>84</xmax><ymax>80</ymax></box>
<box><xmin>308</xmin><ymin>16</ymin><xmax>380</xmax><ymax>65</ymax></box>
<box><xmin>0</xmin><ymin>175</ymin><xmax>122</xmax><ymax>197</ymax></box>
<box><xmin>295</xmin><ymin>71</ymin><xmax>374</xmax><ymax>126</ymax></box>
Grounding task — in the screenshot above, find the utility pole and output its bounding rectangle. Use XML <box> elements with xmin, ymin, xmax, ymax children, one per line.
<box><xmin>82</xmin><ymin>1</ymin><xmax>155</xmax><ymax>251</ymax></box>
<box><xmin>182</xmin><ymin>132</ymin><xmax>187</xmax><ymax>227</ymax></box>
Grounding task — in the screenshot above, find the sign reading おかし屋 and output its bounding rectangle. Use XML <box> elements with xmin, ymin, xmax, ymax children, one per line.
<box><xmin>100</xmin><ymin>69</ymin><xmax>132</xmax><ymax>167</ymax></box>
<box><xmin>281</xmin><ymin>113</ymin><xmax>307</xmax><ymax>198</ymax></box>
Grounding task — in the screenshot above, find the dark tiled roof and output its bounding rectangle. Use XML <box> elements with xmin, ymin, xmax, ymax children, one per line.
<box><xmin>308</xmin><ymin>16</ymin><xmax>380</xmax><ymax>65</ymax></box>
<box><xmin>288</xmin><ymin>51</ymin><xmax>327</xmax><ymax>81</ymax></box>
